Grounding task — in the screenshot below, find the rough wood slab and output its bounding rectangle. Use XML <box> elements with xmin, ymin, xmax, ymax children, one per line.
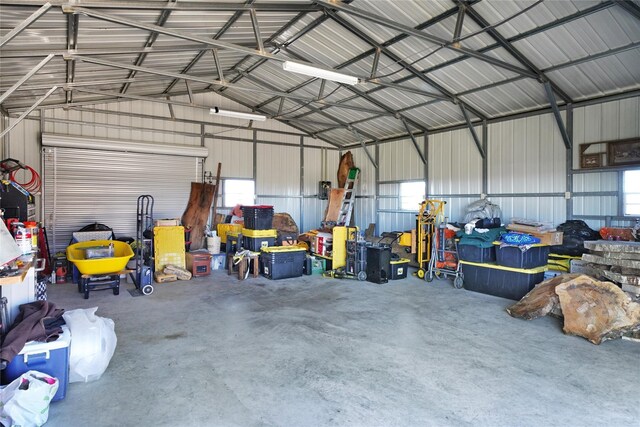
<box><xmin>555</xmin><ymin>276</ymin><xmax>640</xmax><ymax>345</ymax></box>
<box><xmin>622</xmin><ymin>283</ymin><xmax>640</xmax><ymax>296</ymax></box>
<box><xmin>506</xmin><ymin>274</ymin><xmax>588</xmax><ymax>320</ymax></box>
<box><xmin>164</xmin><ymin>264</ymin><xmax>192</xmax><ymax>280</ymax></box>
<box><xmin>602</xmin><ymin>270</ymin><xmax>640</xmax><ymax>286</ymax></box>
<box><xmin>323</xmin><ymin>188</ymin><xmax>345</xmax><ymax>222</ymax></box>
<box><xmin>583</xmin><ymin>240</ymin><xmax>640</xmax><ymax>253</ymax></box>
<box><xmin>582</xmin><ymin>253</ymin><xmax>640</xmax><ymax>270</ymax></box>
<box><xmin>589</xmin><ymin>250</ymin><xmax>640</xmax><ymax>261</ymax></box>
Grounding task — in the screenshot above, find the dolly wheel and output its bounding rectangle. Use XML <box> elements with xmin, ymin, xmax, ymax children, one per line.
<box><xmin>357</xmin><ymin>271</ymin><xmax>367</xmax><ymax>281</ymax></box>
<box><xmin>417</xmin><ymin>269</ymin><xmax>426</xmax><ymax>279</ymax></box>
<box><xmin>454</xmin><ymin>276</ymin><xmax>464</xmax><ymax>289</ymax></box>
<box><xmin>425</xmin><ymin>271</ymin><xmax>434</xmax><ymax>282</ymax></box>
<box><xmin>142</xmin><ymin>285</ymin><xmax>154</xmax><ymax>295</ymax></box>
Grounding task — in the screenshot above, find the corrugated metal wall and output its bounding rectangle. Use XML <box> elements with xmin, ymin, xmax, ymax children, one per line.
<box><xmin>572</xmin><ymin>96</ymin><xmax>640</xmax><ymax>229</ymax></box>
<box><xmin>3</xmin><ymin>94</ymin><xmax>638</xmax><ymax>237</ymax></box>
<box><xmin>428</xmin><ymin>128</ymin><xmax>482</xmax><ymax>224</ymax></box>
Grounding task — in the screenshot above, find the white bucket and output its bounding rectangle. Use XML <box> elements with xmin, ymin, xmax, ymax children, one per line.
<box><xmin>14</xmin><ymin>227</ymin><xmax>33</xmax><ymax>255</ymax></box>
<box><xmin>207</xmin><ymin>233</ymin><xmax>221</xmax><ymax>254</ymax></box>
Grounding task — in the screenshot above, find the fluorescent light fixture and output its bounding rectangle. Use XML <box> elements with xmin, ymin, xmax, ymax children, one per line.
<box><xmin>210</xmin><ymin>107</ymin><xmax>266</xmax><ymax>121</ymax></box>
<box><xmin>282</xmin><ymin>61</ymin><xmax>359</xmax><ymax>85</ymax></box>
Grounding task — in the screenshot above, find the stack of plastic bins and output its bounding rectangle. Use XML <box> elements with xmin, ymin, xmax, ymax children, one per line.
<box><xmin>240</xmin><ymin>206</ymin><xmax>276</xmax><ymax>252</ymax></box>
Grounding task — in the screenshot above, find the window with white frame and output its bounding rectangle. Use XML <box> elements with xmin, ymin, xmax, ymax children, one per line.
<box><xmin>399</xmin><ymin>181</ymin><xmax>425</xmax><ymax>211</ymax></box>
<box><xmin>623</xmin><ymin>170</ymin><xmax>640</xmax><ymax>216</ymax></box>
<box><xmin>223</xmin><ymin>179</ymin><xmax>255</xmax><ymax>208</ymax></box>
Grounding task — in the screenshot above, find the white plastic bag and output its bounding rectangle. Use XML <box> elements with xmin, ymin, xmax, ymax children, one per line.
<box><xmin>0</xmin><ymin>370</ymin><xmax>59</xmax><ymax>427</ymax></box>
<box><xmin>62</xmin><ymin>307</ymin><xmax>117</xmax><ymax>383</ymax></box>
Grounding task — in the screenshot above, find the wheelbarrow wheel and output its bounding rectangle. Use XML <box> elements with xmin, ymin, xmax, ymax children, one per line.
<box><xmin>83</xmin><ymin>287</ymin><xmax>89</xmax><ymax>300</ymax></box>
<box><xmin>113</xmin><ymin>287</ymin><xmax>119</xmax><ymax>295</ymax></box>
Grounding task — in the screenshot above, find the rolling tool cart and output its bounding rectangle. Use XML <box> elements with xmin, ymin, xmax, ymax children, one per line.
<box><xmin>323</xmin><ymin>227</ymin><xmax>367</xmax><ymax>280</ymax></box>
<box><xmin>427</xmin><ymin>214</ymin><xmax>464</xmax><ymax>289</ymax></box>
<box><xmin>130</xmin><ymin>195</ymin><xmax>154</xmax><ymax>296</ymax></box>
<box><xmin>415</xmin><ymin>200</ymin><xmax>445</xmax><ymax>280</ymax></box>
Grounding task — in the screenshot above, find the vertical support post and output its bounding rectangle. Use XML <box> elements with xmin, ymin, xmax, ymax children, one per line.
<box><xmin>252</xmin><ymin>129</ymin><xmax>257</xmax><ymax>203</ymax></box>
<box><xmin>482</xmin><ymin>120</ymin><xmax>488</xmax><ymax>196</ymax></box>
<box><xmin>299</xmin><ymin>136</ymin><xmax>304</xmax><ymax>232</ymax></box>
<box><xmin>423</xmin><ymin>133</ymin><xmax>429</xmax><ymax>200</ymax></box>
<box><xmin>375</xmin><ymin>143</ymin><xmax>380</xmax><ymax>236</ymax></box>
<box><xmin>565</xmin><ymin>104</ymin><xmax>573</xmax><ymax>220</ymax></box>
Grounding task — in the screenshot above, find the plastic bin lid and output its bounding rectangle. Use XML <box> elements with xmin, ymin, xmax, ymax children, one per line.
<box><xmin>261</xmin><ymin>246</ymin><xmax>306</xmax><ymax>253</ymax></box>
<box><xmin>459</xmin><ymin>260</ymin><xmax>547</xmax><ymax>274</ymax></box>
<box><xmin>390</xmin><ymin>258</ymin><xmax>410</xmax><ymax>264</ymax></box>
<box><xmin>18</xmin><ymin>325</ymin><xmax>70</xmax><ymax>354</ymax></box>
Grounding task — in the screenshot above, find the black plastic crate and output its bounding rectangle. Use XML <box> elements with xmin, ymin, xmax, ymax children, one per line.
<box><xmin>458</xmin><ymin>244</ymin><xmax>496</xmax><ymax>263</ymax></box>
<box><xmin>495</xmin><ymin>245</ymin><xmax>550</xmax><ymax>269</ymax></box>
<box><xmin>243</xmin><ymin>235</ymin><xmax>275</xmax><ymax>252</ymax></box>
<box><xmin>260</xmin><ymin>249</ymin><xmax>306</xmax><ymax>280</ymax></box>
<box><xmin>390</xmin><ymin>259</ymin><xmax>409</xmax><ymax>280</ymax></box>
<box><xmin>460</xmin><ymin>261</ymin><xmax>545</xmax><ymax>300</ymax></box>
<box><xmin>242</xmin><ymin>205</ymin><xmax>274</xmax><ymax>230</ymax></box>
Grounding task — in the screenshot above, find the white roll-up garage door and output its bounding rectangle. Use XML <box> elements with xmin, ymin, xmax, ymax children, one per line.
<box><xmin>42</xmin><ymin>134</ymin><xmax>205</xmax><ymax>252</ymax></box>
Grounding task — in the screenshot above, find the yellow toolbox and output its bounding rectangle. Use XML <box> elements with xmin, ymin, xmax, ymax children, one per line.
<box><xmin>154</xmin><ymin>226</ymin><xmax>186</xmax><ymax>270</ymax></box>
<box><xmin>217</xmin><ymin>223</ymin><xmax>243</xmax><ymax>244</ymax></box>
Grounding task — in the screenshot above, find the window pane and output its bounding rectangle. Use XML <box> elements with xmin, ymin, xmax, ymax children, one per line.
<box><xmin>624</xmin><ymin>170</ymin><xmax>640</xmax><ymax>193</ymax></box>
<box><xmin>224</xmin><ymin>180</ymin><xmax>254</xmax><ymax>208</ymax></box>
<box><xmin>625</xmin><ymin>204</ymin><xmax>640</xmax><ymax>216</ymax></box>
<box><xmin>399</xmin><ymin>181</ymin><xmax>425</xmax><ymax>211</ymax></box>
<box><xmin>624</xmin><ymin>170</ymin><xmax>640</xmax><ymax>216</ymax></box>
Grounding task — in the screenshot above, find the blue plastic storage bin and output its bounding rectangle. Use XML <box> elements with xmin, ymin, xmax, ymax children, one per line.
<box><xmin>2</xmin><ymin>325</ymin><xmax>71</xmax><ymax>402</ymax></box>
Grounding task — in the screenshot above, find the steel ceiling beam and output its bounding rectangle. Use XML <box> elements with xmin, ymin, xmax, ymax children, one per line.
<box><xmin>324</xmin><ymin>11</ymin><xmax>487</xmax><ymax>121</ymax></box>
<box><xmin>121</xmin><ymin>0</ymin><xmax>177</xmax><ymax>94</ymax></box>
<box><xmin>614</xmin><ymin>0</ymin><xmax>640</xmax><ymax>21</ymax></box>
<box><xmin>0</xmin><ymin>86</ymin><xmax>58</xmax><ymax>139</ymax></box>
<box><xmin>461</xmin><ymin>2</ymin><xmax>573</xmax><ymax>104</ymax></box>
<box><xmin>239</xmin><ymin>72</ymin><xmax>384</xmax><ymax>142</ymax></box>
<box><xmin>316</xmin><ymin>0</ymin><xmax>537</xmax><ymax>79</ymax></box>
<box><xmin>0</xmin><ymin>1</ymin><xmax>320</xmax><ymax>12</ymax></box>
<box><xmin>278</xmin><ymin>46</ymin><xmax>430</xmax><ymax>133</ymax></box>
<box><xmin>543</xmin><ymin>81</ymin><xmax>572</xmax><ymax>149</ymax></box>
<box><xmin>253</xmin><ymin>2</ymin><xmax>461</xmax><ymax>111</ymax></box>
<box><xmin>0</xmin><ymin>43</ymin><xmax>264</xmax><ymax>58</ymax></box>
<box><xmin>162</xmin><ymin>1</ymin><xmax>252</xmax><ymax>94</ymax></box>
<box><xmin>0</xmin><ymin>2</ymin><xmax>51</xmax><ymax>48</ymax></box>
<box><xmin>351</xmin><ymin>128</ymin><xmax>378</xmax><ymax>169</ymax></box>
<box><xmin>249</xmin><ymin>8</ymin><xmax>264</xmax><ymax>52</ymax></box>
<box><xmin>452</xmin><ymin>4</ymin><xmax>466</xmax><ymax>43</ymax></box>
<box><xmin>0</xmin><ymin>54</ymin><xmax>55</xmax><ymax>105</ymax></box>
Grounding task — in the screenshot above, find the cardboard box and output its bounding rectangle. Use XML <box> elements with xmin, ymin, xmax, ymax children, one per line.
<box><xmin>155</xmin><ymin>218</ymin><xmax>181</xmax><ymax>227</ymax></box>
<box><xmin>506</xmin><ymin>225</ymin><xmax>563</xmax><ymax>246</ymax></box>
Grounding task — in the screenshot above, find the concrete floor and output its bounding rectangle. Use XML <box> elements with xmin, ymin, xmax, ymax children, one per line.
<box><xmin>45</xmin><ymin>270</ymin><xmax>639</xmax><ymax>427</ymax></box>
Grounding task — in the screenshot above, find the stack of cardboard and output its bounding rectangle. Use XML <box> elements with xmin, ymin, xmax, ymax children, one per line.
<box><xmin>506</xmin><ymin>218</ymin><xmax>563</xmax><ymax>246</ymax></box>
<box><xmin>581</xmin><ymin>240</ymin><xmax>640</xmax><ymax>296</ymax></box>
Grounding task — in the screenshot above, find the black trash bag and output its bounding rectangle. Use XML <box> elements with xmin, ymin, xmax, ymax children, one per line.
<box><xmin>549</xmin><ymin>220</ymin><xmax>600</xmax><ymax>256</ymax></box>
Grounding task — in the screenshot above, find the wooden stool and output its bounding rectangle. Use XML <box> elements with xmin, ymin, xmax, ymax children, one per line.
<box><xmin>227</xmin><ymin>252</ymin><xmax>260</xmax><ymax>280</ymax></box>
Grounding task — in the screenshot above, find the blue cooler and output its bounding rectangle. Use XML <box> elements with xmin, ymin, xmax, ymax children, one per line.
<box><xmin>2</xmin><ymin>325</ymin><xmax>71</xmax><ymax>401</ymax></box>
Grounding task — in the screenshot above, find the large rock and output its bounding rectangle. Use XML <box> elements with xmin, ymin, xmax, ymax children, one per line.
<box><xmin>582</xmin><ymin>253</ymin><xmax>640</xmax><ymax>270</ymax></box>
<box><xmin>555</xmin><ymin>276</ymin><xmax>640</xmax><ymax>344</ymax></box>
<box><xmin>583</xmin><ymin>240</ymin><xmax>640</xmax><ymax>254</ymax></box>
<box><xmin>506</xmin><ymin>274</ymin><xmax>588</xmax><ymax>320</ymax></box>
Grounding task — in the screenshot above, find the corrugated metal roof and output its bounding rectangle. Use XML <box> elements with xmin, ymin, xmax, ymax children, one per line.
<box><xmin>1</xmin><ymin>0</ymin><xmax>639</xmax><ymax>146</ymax></box>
